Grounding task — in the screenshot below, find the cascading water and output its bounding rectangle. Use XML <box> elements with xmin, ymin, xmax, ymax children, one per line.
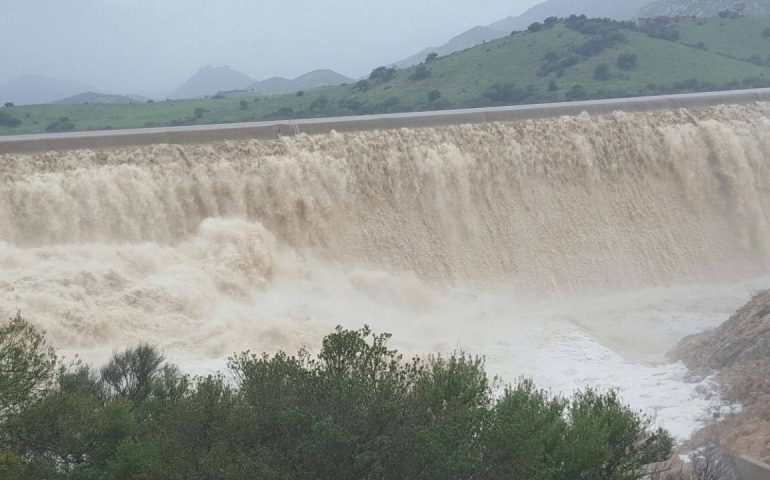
<box><xmin>2</xmin><ymin>104</ymin><xmax>770</xmax><ymax>439</ymax></box>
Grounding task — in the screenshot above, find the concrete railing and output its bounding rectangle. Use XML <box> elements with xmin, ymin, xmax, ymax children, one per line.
<box><xmin>2</xmin><ymin>88</ymin><xmax>770</xmax><ymax>155</ymax></box>
<box><xmin>735</xmin><ymin>456</ymin><xmax>770</xmax><ymax>480</ymax></box>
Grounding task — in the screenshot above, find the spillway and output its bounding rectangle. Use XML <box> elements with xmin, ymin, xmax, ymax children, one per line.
<box><xmin>2</xmin><ymin>99</ymin><xmax>770</xmax><ymax>439</ymax></box>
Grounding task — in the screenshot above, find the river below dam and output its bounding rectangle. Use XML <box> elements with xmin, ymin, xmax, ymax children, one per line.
<box><xmin>2</xmin><ymin>103</ymin><xmax>770</xmax><ymax>440</ymax></box>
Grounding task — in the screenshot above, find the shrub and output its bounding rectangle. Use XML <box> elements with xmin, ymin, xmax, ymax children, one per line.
<box><xmin>46</xmin><ymin>117</ymin><xmax>75</xmax><ymax>132</ymax></box>
<box><xmin>409</xmin><ymin>64</ymin><xmax>430</xmax><ymax>81</ymax></box>
<box><xmin>548</xmin><ymin>79</ymin><xmax>559</xmax><ymax>92</ymax></box>
<box><xmin>2</xmin><ymin>321</ymin><xmax>674</xmax><ymax>479</ymax></box>
<box><xmin>528</xmin><ymin>22</ymin><xmax>543</xmax><ymax>33</ymax></box>
<box><xmin>425</xmin><ymin>52</ymin><xmax>439</xmax><ymax>63</ymax></box>
<box><xmin>194</xmin><ymin>107</ymin><xmax>206</xmax><ymax>118</ymax></box>
<box><xmin>428</xmin><ymin>89</ymin><xmax>442</xmax><ymax>102</ymax></box>
<box><xmin>0</xmin><ymin>313</ymin><xmax>56</xmax><ymax>416</ymax></box>
<box><xmin>566</xmin><ymin>84</ymin><xmax>587</xmax><ymax>100</ymax></box>
<box><xmin>764</xmin><ymin>27</ymin><xmax>770</xmax><ymax>38</ymax></box>
<box><xmin>483</xmin><ymin>82</ymin><xmax>531</xmax><ymax>103</ymax></box>
<box><xmin>381</xmin><ymin>96</ymin><xmax>400</xmax><ymax>111</ymax></box>
<box><xmin>594</xmin><ymin>63</ymin><xmax>611</xmax><ymax>81</ymax></box>
<box><xmin>544</xmin><ymin>16</ymin><xmax>559</xmax><ymax>27</ymax></box>
<box><xmin>239</xmin><ymin>99</ymin><xmax>248</xmax><ymax>110</ymax></box>
<box><xmin>369</xmin><ymin>66</ymin><xmax>397</xmax><ymax>83</ymax></box>
<box><xmin>212</xmin><ymin>93</ymin><xmax>226</xmax><ymax>99</ymax></box>
<box><xmin>100</xmin><ymin>344</ymin><xmax>164</xmax><ymax>405</ymax></box>
<box><xmin>617</xmin><ymin>53</ymin><xmax>637</xmax><ymax>70</ymax></box>
<box><xmin>0</xmin><ymin>111</ymin><xmax>21</xmax><ymax>128</ymax></box>
<box><xmin>309</xmin><ymin>95</ymin><xmax>330</xmax><ymax>112</ymax></box>
<box><xmin>3</xmin><ymin>102</ymin><xmax>13</xmax><ymax>107</ymax></box>
<box><xmin>296</xmin><ymin>90</ymin><xmax>304</xmax><ymax>97</ymax></box>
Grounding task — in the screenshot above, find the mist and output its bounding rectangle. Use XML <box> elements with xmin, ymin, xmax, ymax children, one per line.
<box><xmin>0</xmin><ymin>0</ymin><xmax>540</xmax><ymax>97</ymax></box>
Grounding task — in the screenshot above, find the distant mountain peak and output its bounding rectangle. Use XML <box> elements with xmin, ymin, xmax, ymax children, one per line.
<box><xmin>0</xmin><ymin>74</ymin><xmax>96</xmax><ymax>105</ymax></box>
<box><xmin>245</xmin><ymin>70</ymin><xmax>353</xmax><ymax>96</ymax></box>
<box><xmin>170</xmin><ymin>66</ymin><xmax>255</xmax><ymax>99</ymax></box>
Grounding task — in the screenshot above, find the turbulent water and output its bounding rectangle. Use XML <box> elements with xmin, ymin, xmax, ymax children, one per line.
<box><xmin>2</xmin><ymin>104</ymin><xmax>770</xmax><ymax>438</ymax></box>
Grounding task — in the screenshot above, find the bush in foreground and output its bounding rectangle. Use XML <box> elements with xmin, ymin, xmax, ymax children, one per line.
<box><xmin>0</xmin><ymin>316</ymin><xmax>673</xmax><ymax>479</ymax></box>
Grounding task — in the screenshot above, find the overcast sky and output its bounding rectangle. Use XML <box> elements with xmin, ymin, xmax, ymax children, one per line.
<box><xmin>0</xmin><ymin>0</ymin><xmax>541</xmax><ymax>97</ymax></box>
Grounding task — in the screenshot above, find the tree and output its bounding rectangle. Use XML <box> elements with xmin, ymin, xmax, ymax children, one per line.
<box><xmin>566</xmin><ymin>84</ymin><xmax>587</xmax><ymax>100</ymax></box>
<box><xmin>409</xmin><ymin>64</ymin><xmax>430</xmax><ymax>81</ymax></box>
<box><xmin>0</xmin><ymin>111</ymin><xmax>21</xmax><ymax>128</ymax></box>
<box><xmin>2</xmin><ymin>324</ymin><xmax>675</xmax><ymax>479</ymax></box>
<box><xmin>100</xmin><ymin>344</ymin><xmax>164</xmax><ymax>405</ymax></box>
<box><xmin>428</xmin><ymin>90</ymin><xmax>442</xmax><ymax>102</ymax></box>
<box><xmin>194</xmin><ymin>107</ymin><xmax>206</xmax><ymax>119</ymax></box>
<box><xmin>617</xmin><ymin>53</ymin><xmax>637</xmax><ymax>70</ymax></box>
<box><xmin>46</xmin><ymin>117</ymin><xmax>75</xmax><ymax>132</ymax></box>
<box><xmin>296</xmin><ymin>90</ymin><xmax>304</xmax><ymax>97</ymax></box>
<box><xmin>0</xmin><ymin>313</ymin><xmax>56</xmax><ymax>418</ymax></box>
<box><xmin>369</xmin><ymin>66</ymin><xmax>397</xmax><ymax>83</ymax></box>
<box><xmin>594</xmin><ymin>63</ymin><xmax>611</xmax><ymax>81</ymax></box>
<box><xmin>558</xmin><ymin>389</ymin><xmax>673</xmax><ymax>479</ymax></box>
<box><xmin>483</xmin><ymin>82</ymin><xmax>531</xmax><ymax>103</ymax></box>
<box><xmin>544</xmin><ymin>16</ymin><xmax>559</xmax><ymax>27</ymax></box>
<box><xmin>528</xmin><ymin>22</ymin><xmax>543</xmax><ymax>33</ymax></box>
<box><xmin>548</xmin><ymin>79</ymin><xmax>559</xmax><ymax>92</ymax></box>
<box><xmin>425</xmin><ymin>52</ymin><xmax>439</xmax><ymax>63</ymax></box>
<box><xmin>239</xmin><ymin>99</ymin><xmax>249</xmax><ymax>110</ymax></box>
<box><xmin>764</xmin><ymin>27</ymin><xmax>770</xmax><ymax>38</ymax></box>
<box><xmin>3</xmin><ymin>102</ymin><xmax>13</xmax><ymax>108</ymax></box>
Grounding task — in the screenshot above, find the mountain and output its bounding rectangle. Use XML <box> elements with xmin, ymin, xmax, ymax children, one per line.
<box><xmin>394</xmin><ymin>0</ymin><xmax>650</xmax><ymax>68</ymax></box>
<box><xmin>394</xmin><ymin>26</ymin><xmax>509</xmax><ymax>68</ymax></box>
<box><xmin>170</xmin><ymin>66</ymin><xmax>255</xmax><ymax>99</ymax></box>
<box><xmin>246</xmin><ymin>70</ymin><xmax>354</xmax><ymax>95</ymax></box>
<box><xmin>489</xmin><ymin>0</ymin><xmax>649</xmax><ymax>31</ymax></box>
<box><xmin>0</xmin><ymin>75</ymin><xmax>96</xmax><ymax>105</ymax></box>
<box><xmin>7</xmin><ymin>15</ymin><xmax>770</xmax><ymax>136</ymax></box>
<box><xmin>53</xmin><ymin>91</ymin><xmax>150</xmax><ymax>105</ymax></box>
<box><xmin>640</xmin><ymin>0</ymin><xmax>770</xmax><ymax>17</ymax></box>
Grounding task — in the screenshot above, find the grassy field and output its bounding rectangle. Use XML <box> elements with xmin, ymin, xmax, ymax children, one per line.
<box><xmin>2</xmin><ymin>15</ymin><xmax>770</xmax><ymax>136</ymax></box>
<box><xmin>676</xmin><ymin>16</ymin><xmax>770</xmax><ymax>62</ymax></box>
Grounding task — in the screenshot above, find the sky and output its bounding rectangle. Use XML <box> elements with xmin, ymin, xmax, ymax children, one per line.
<box><xmin>0</xmin><ymin>0</ymin><xmax>541</xmax><ymax>97</ymax></box>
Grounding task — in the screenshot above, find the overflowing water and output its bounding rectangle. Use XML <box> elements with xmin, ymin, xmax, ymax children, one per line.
<box><xmin>2</xmin><ymin>104</ymin><xmax>770</xmax><ymax>439</ymax></box>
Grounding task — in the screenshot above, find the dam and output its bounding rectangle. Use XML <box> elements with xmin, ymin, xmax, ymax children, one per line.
<box><xmin>2</xmin><ymin>90</ymin><xmax>770</xmax><ymax>439</ymax></box>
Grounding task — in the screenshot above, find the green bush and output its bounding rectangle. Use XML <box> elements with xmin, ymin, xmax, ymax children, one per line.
<box><xmin>46</xmin><ymin>117</ymin><xmax>75</xmax><ymax>132</ymax></box>
<box><xmin>548</xmin><ymin>79</ymin><xmax>559</xmax><ymax>92</ymax></box>
<box><xmin>617</xmin><ymin>53</ymin><xmax>637</xmax><ymax>70</ymax></box>
<box><xmin>528</xmin><ymin>22</ymin><xmax>543</xmax><ymax>33</ymax></box>
<box><xmin>425</xmin><ymin>52</ymin><xmax>439</xmax><ymax>63</ymax></box>
<box><xmin>369</xmin><ymin>66</ymin><xmax>397</xmax><ymax>83</ymax></box>
<box><xmin>0</xmin><ymin>317</ymin><xmax>673</xmax><ymax>479</ymax></box>
<box><xmin>566</xmin><ymin>84</ymin><xmax>588</xmax><ymax>100</ymax></box>
<box><xmin>594</xmin><ymin>63</ymin><xmax>611</xmax><ymax>81</ymax></box>
<box><xmin>483</xmin><ymin>82</ymin><xmax>532</xmax><ymax>103</ymax></box>
<box><xmin>428</xmin><ymin>89</ymin><xmax>442</xmax><ymax>102</ymax></box>
<box><xmin>409</xmin><ymin>64</ymin><xmax>431</xmax><ymax>81</ymax></box>
<box><xmin>0</xmin><ymin>111</ymin><xmax>21</xmax><ymax>128</ymax></box>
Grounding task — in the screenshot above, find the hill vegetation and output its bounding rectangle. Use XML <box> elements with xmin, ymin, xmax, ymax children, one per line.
<box><xmin>1</xmin><ymin>14</ymin><xmax>770</xmax><ymax>136</ymax></box>
<box><xmin>0</xmin><ymin>314</ymin><xmax>674</xmax><ymax>479</ymax></box>
<box><xmin>640</xmin><ymin>0</ymin><xmax>770</xmax><ymax>18</ymax></box>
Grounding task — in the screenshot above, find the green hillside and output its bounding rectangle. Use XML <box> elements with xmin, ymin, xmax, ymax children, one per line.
<box><xmin>2</xmin><ymin>15</ymin><xmax>770</xmax><ymax>136</ymax></box>
<box><xmin>676</xmin><ymin>16</ymin><xmax>770</xmax><ymax>63</ymax></box>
